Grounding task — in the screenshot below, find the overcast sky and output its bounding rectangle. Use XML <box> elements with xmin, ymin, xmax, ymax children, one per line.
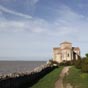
<box><xmin>0</xmin><ymin>0</ymin><xmax>88</xmax><ymax>60</ymax></box>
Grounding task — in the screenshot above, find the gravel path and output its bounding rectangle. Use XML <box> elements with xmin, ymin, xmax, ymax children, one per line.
<box><xmin>55</xmin><ymin>66</ymin><xmax>71</xmax><ymax>88</ymax></box>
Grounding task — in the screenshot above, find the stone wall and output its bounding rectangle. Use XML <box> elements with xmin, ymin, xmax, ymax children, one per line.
<box><xmin>60</xmin><ymin>43</ymin><xmax>72</xmax><ymax>49</ymax></box>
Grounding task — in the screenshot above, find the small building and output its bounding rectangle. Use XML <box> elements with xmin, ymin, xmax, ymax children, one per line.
<box><xmin>53</xmin><ymin>41</ymin><xmax>80</xmax><ymax>63</ymax></box>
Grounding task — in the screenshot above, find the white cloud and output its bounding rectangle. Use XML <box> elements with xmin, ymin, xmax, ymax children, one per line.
<box><xmin>26</xmin><ymin>0</ymin><xmax>40</xmax><ymax>6</ymax></box>
<box><xmin>30</xmin><ymin>0</ymin><xmax>39</xmax><ymax>6</ymax></box>
<box><xmin>0</xmin><ymin>4</ymin><xmax>88</xmax><ymax>57</ymax></box>
<box><xmin>0</xmin><ymin>4</ymin><xmax>88</xmax><ymax>41</ymax></box>
<box><xmin>0</xmin><ymin>17</ymin><xmax>49</xmax><ymax>33</ymax></box>
<box><xmin>51</xmin><ymin>5</ymin><xmax>88</xmax><ymax>38</ymax></box>
<box><xmin>1</xmin><ymin>0</ymin><xmax>39</xmax><ymax>4</ymax></box>
<box><xmin>0</xmin><ymin>0</ymin><xmax>16</xmax><ymax>2</ymax></box>
<box><xmin>0</xmin><ymin>5</ymin><xmax>32</xmax><ymax>19</ymax></box>
<box><xmin>0</xmin><ymin>21</ymin><xmax>25</xmax><ymax>32</ymax></box>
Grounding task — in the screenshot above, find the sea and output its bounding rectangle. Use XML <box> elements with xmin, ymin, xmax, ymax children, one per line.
<box><xmin>0</xmin><ymin>61</ymin><xmax>46</xmax><ymax>75</ymax></box>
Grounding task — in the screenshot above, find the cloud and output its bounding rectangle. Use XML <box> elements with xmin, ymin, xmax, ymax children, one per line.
<box><xmin>0</xmin><ymin>5</ymin><xmax>32</xmax><ymax>19</ymax></box>
<box><xmin>50</xmin><ymin>5</ymin><xmax>88</xmax><ymax>37</ymax></box>
<box><xmin>0</xmin><ymin>4</ymin><xmax>88</xmax><ymax>41</ymax></box>
<box><xmin>0</xmin><ymin>17</ymin><xmax>49</xmax><ymax>33</ymax></box>
<box><xmin>1</xmin><ymin>0</ymin><xmax>39</xmax><ymax>5</ymax></box>
<box><xmin>0</xmin><ymin>0</ymin><xmax>16</xmax><ymax>2</ymax></box>
<box><xmin>0</xmin><ymin>21</ymin><xmax>25</xmax><ymax>32</ymax></box>
<box><xmin>29</xmin><ymin>0</ymin><xmax>39</xmax><ymax>6</ymax></box>
<box><xmin>0</xmin><ymin>10</ymin><xmax>2</xmax><ymax>14</ymax></box>
<box><xmin>0</xmin><ymin>4</ymin><xmax>88</xmax><ymax>57</ymax></box>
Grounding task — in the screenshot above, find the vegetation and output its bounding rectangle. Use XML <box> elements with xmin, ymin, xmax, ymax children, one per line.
<box><xmin>63</xmin><ymin>53</ymin><xmax>88</xmax><ymax>88</ymax></box>
<box><xmin>60</xmin><ymin>61</ymin><xmax>73</xmax><ymax>66</ymax></box>
<box><xmin>81</xmin><ymin>58</ymin><xmax>88</xmax><ymax>72</ymax></box>
<box><xmin>74</xmin><ymin>57</ymin><xmax>81</xmax><ymax>69</ymax></box>
<box><xmin>74</xmin><ymin>53</ymin><xmax>88</xmax><ymax>73</ymax></box>
<box><xmin>85</xmin><ymin>53</ymin><xmax>88</xmax><ymax>58</ymax></box>
<box><xmin>31</xmin><ymin>67</ymin><xmax>63</xmax><ymax>88</ymax></box>
<box><xmin>31</xmin><ymin>53</ymin><xmax>88</xmax><ymax>88</ymax></box>
<box><xmin>64</xmin><ymin>66</ymin><xmax>88</xmax><ymax>88</ymax></box>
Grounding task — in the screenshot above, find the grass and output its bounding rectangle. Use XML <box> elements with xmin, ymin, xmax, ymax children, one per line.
<box><xmin>31</xmin><ymin>67</ymin><xmax>63</xmax><ymax>88</ymax></box>
<box><xmin>64</xmin><ymin>66</ymin><xmax>88</xmax><ymax>88</ymax></box>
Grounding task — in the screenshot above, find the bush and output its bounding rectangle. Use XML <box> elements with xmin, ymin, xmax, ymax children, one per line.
<box><xmin>74</xmin><ymin>53</ymin><xmax>88</xmax><ymax>73</ymax></box>
<box><xmin>85</xmin><ymin>53</ymin><xmax>88</xmax><ymax>58</ymax></box>
<box><xmin>60</xmin><ymin>61</ymin><xmax>73</xmax><ymax>66</ymax></box>
<box><xmin>74</xmin><ymin>58</ymin><xmax>82</xmax><ymax>69</ymax></box>
<box><xmin>81</xmin><ymin>58</ymin><xmax>88</xmax><ymax>73</ymax></box>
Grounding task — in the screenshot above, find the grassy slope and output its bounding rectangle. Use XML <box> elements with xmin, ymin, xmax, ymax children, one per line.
<box><xmin>64</xmin><ymin>66</ymin><xmax>88</xmax><ymax>88</ymax></box>
<box><xmin>31</xmin><ymin>67</ymin><xmax>63</xmax><ymax>88</ymax></box>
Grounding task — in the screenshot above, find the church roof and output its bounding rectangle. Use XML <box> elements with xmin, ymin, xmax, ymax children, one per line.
<box><xmin>53</xmin><ymin>47</ymin><xmax>61</xmax><ymax>50</ymax></box>
<box><xmin>62</xmin><ymin>47</ymin><xmax>72</xmax><ymax>50</ymax></box>
<box><xmin>73</xmin><ymin>47</ymin><xmax>80</xmax><ymax>51</ymax></box>
<box><xmin>60</xmin><ymin>41</ymin><xmax>72</xmax><ymax>45</ymax></box>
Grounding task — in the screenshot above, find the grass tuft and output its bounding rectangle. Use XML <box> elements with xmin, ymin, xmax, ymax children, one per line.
<box><xmin>64</xmin><ymin>66</ymin><xmax>88</xmax><ymax>88</ymax></box>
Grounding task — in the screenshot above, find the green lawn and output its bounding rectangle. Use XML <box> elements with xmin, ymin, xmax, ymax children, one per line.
<box><xmin>64</xmin><ymin>66</ymin><xmax>88</xmax><ymax>88</ymax></box>
<box><xmin>31</xmin><ymin>67</ymin><xmax>63</xmax><ymax>88</ymax></box>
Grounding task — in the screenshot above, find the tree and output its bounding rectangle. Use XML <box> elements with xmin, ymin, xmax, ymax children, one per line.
<box><xmin>85</xmin><ymin>53</ymin><xmax>88</xmax><ymax>58</ymax></box>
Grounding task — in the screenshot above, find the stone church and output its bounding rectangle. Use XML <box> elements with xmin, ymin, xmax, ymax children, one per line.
<box><xmin>53</xmin><ymin>41</ymin><xmax>80</xmax><ymax>63</ymax></box>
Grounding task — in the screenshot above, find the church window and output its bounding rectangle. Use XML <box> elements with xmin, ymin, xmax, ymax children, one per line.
<box><xmin>68</xmin><ymin>53</ymin><xmax>69</xmax><ymax>57</ymax></box>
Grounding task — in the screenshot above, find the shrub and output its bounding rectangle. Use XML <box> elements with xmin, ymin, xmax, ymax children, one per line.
<box><xmin>60</xmin><ymin>61</ymin><xmax>73</xmax><ymax>66</ymax></box>
<box><xmin>74</xmin><ymin>58</ymin><xmax>82</xmax><ymax>69</ymax></box>
<box><xmin>81</xmin><ymin>58</ymin><xmax>88</xmax><ymax>73</ymax></box>
<box><xmin>85</xmin><ymin>53</ymin><xmax>88</xmax><ymax>58</ymax></box>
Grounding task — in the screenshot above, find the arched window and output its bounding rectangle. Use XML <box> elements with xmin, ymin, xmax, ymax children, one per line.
<box><xmin>68</xmin><ymin>53</ymin><xmax>69</xmax><ymax>57</ymax></box>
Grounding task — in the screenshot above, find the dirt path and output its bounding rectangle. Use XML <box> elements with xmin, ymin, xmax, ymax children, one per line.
<box><xmin>55</xmin><ymin>66</ymin><xmax>71</xmax><ymax>88</ymax></box>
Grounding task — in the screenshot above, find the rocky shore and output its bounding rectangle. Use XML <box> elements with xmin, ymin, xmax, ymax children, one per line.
<box><xmin>0</xmin><ymin>63</ymin><xmax>56</xmax><ymax>88</ymax></box>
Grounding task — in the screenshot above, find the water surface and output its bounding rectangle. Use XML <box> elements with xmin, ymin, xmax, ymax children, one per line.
<box><xmin>0</xmin><ymin>61</ymin><xmax>46</xmax><ymax>75</ymax></box>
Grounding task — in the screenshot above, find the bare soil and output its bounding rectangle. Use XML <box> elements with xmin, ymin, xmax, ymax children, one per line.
<box><xmin>55</xmin><ymin>66</ymin><xmax>71</xmax><ymax>88</ymax></box>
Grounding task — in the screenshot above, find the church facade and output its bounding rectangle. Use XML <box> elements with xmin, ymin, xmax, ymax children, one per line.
<box><xmin>53</xmin><ymin>41</ymin><xmax>80</xmax><ymax>63</ymax></box>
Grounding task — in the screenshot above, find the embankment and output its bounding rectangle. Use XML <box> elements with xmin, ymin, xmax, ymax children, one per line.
<box><xmin>0</xmin><ymin>64</ymin><xmax>57</xmax><ymax>88</ymax></box>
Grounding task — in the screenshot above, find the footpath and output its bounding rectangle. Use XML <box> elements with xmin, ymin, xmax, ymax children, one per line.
<box><xmin>55</xmin><ymin>66</ymin><xmax>72</xmax><ymax>88</ymax></box>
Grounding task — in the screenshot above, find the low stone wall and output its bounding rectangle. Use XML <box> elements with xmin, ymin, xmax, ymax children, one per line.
<box><xmin>0</xmin><ymin>64</ymin><xmax>56</xmax><ymax>88</ymax></box>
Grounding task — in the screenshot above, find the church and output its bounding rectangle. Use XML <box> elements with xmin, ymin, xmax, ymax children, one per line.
<box><xmin>53</xmin><ymin>41</ymin><xmax>80</xmax><ymax>63</ymax></box>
